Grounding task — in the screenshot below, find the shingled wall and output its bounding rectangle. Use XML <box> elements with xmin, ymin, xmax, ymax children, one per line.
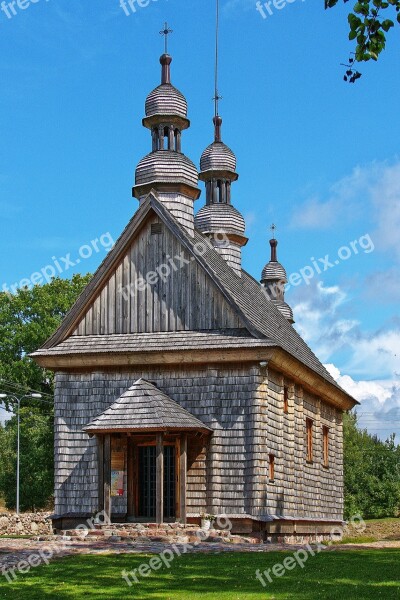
<box><xmin>53</xmin><ymin>364</ymin><xmax>343</xmax><ymax>522</ymax></box>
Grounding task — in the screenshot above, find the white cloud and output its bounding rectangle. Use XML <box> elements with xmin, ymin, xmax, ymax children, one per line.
<box><xmin>325</xmin><ymin>364</ymin><xmax>400</xmax><ymax>442</ymax></box>
<box><xmin>290</xmin><ymin>159</ymin><xmax>400</xmax><ymax>264</ymax></box>
<box><xmin>0</xmin><ymin>405</ymin><xmax>12</xmax><ymax>425</ymax></box>
<box><xmin>364</xmin><ymin>268</ymin><xmax>400</xmax><ymax>303</ymax></box>
<box><xmin>292</xmin><ymin>279</ymin><xmax>400</xmax><ymax>379</ymax></box>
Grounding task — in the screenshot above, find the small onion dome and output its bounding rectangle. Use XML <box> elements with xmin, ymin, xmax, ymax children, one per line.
<box><xmin>261</xmin><ymin>261</ymin><xmax>287</xmax><ymax>283</ymax></box>
<box><xmin>195</xmin><ymin>203</ymin><xmax>246</xmax><ymax>237</ymax></box>
<box><xmin>134</xmin><ymin>151</ymin><xmax>198</xmax><ymax>196</ymax></box>
<box><xmin>200</xmin><ymin>142</ymin><xmax>237</xmax><ymax>175</ymax></box>
<box><xmin>274</xmin><ymin>301</ymin><xmax>294</xmax><ymax>324</ymax></box>
<box><xmin>145</xmin><ymin>84</ymin><xmax>187</xmax><ymax>119</ymax></box>
<box><xmin>143</xmin><ymin>55</ymin><xmax>189</xmax><ymax>130</ymax></box>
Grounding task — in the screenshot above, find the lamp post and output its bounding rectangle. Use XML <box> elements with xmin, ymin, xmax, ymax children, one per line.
<box><xmin>0</xmin><ymin>392</ymin><xmax>42</xmax><ymax>514</ymax></box>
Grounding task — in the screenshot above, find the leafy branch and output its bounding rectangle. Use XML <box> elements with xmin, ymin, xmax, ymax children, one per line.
<box><xmin>325</xmin><ymin>0</ymin><xmax>400</xmax><ymax>81</ymax></box>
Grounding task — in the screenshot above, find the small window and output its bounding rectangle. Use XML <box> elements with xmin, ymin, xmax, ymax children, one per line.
<box><xmin>283</xmin><ymin>386</ymin><xmax>289</xmax><ymax>414</ymax></box>
<box><xmin>269</xmin><ymin>454</ymin><xmax>275</xmax><ymax>481</ymax></box>
<box><xmin>322</xmin><ymin>426</ymin><xmax>329</xmax><ymax>467</ymax></box>
<box><xmin>151</xmin><ymin>223</ymin><xmax>163</xmax><ymax>235</ymax></box>
<box><xmin>306</xmin><ymin>418</ymin><xmax>313</xmax><ymax>463</ymax></box>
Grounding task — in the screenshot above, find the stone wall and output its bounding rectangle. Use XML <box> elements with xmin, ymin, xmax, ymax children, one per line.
<box><xmin>0</xmin><ymin>513</ymin><xmax>53</xmax><ymax>536</ymax></box>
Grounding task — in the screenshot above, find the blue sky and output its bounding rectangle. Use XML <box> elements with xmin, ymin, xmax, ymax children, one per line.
<box><xmin>0</xmin><ymin>0</ymin><xmax>399</xmax><ymax>439</ymax></box>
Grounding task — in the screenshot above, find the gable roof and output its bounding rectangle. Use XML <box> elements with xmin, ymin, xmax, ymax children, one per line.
<box><xmin>83</xmin><ymin>378</ymin><xmax>212</xmax><ymax>434</ymax></box>
<box><xmin>34</xmin><ymin>191</ymin><xmax>354</xmax><ymax>402</ymax></box>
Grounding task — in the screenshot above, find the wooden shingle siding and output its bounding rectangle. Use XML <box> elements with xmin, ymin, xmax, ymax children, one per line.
<box><xmin>53</xmin><ymin>364</ymin><xmax>344</xmax><ymax>521</ymax></box>
<box><xmin>73</xmin><ymin>214</ymin><xmax>243</xmax><ymax>336</ymax></box>
<box><xmin>247</xmin><ymin>367</ymin><xmax>343</xmax><ymax>522</ymax></box>
<box><xmin>54</xmin><ymin>366</ymin><xmax>259</xmax><ymax>516</ymax></box>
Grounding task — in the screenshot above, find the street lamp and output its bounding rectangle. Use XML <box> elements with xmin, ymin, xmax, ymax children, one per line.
<box><xmin>0</xmin><ymin>392</ymin><xmax>42</xmax><ymax>514</ymax></box>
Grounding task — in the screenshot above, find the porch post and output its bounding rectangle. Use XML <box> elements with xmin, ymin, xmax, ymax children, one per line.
<box><xmin>97</xmin><ymin>435</ymin><xmax>104</xmax><ymax>514</ymax></box>
<box><xmin>156</xmin><ymin>433</ymin><xmax>164</xmax><ymax>524</ymax></box>
<box><xmin>180</xmin><ymin>434</ymin><xmax>187</xmax><ymax>525</ymax></box>
<box><xmin>104</xmin><ymin>434</ymin><xmax>111</xmax><ymax>524</ymax></box>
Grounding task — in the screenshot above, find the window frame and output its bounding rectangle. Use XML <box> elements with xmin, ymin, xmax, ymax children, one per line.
<box><xmin>322</xmin><ymin>425</ymin><xmax>330</xmax><ymax>468</ymax></box>
<box><xmin>268</xmin><ymin>454</ymin><xmax>275</xmax><ymax>482</ymax></box>
<box><xmin>283</xmin><ymin>386</ymin><xmax>289</xmax><ymax>414</ymax></box>
<box><xmin>306</xmin><ymin>417</ymin><xmax>313</xmax><ymax>463</ymax></box>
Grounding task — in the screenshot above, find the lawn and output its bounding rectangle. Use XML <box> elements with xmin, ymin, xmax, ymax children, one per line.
<box><xmin>0</xmin><ymin>550</ymin><xmax>399</xmax><ymax>599</ymax></box>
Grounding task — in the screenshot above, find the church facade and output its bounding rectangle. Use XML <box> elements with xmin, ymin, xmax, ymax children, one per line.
<box><xmin>32</xmin><ymin>50</ymin><xmax>357</xmax><ymax>540</ymax></box>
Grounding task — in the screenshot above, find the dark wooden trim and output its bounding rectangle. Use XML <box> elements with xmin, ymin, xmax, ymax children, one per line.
<box><xmin>97</xmin><ymin>435</ymin><xmax>104</xmax><ymax>514</ymax></box>
<box><xmin>104</xmin><ymin>434</ymin><xmax>111</xmax><ymax>523</ymax></box>
<box><xmin>156</xmin><ymin>433</ymin><xmax>164</xmax><ymax>524</ymax></box>
<box><xmin>127</xmin><ymin>437</ymin><xmax>134</xmax><ymax>518</ymax></box>
<box><xmin>179</xmin><ymin>434</ymin><xmax>187</xmax><ymax>525</ymax></box>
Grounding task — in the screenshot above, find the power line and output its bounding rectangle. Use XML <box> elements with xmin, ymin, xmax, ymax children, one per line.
<box><xmin>0</xmin><ymin>378</ymin><xmax>53</xmax><ymax>400</ymax></box>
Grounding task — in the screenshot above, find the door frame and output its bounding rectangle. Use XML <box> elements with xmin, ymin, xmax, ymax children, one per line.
<box><xmin>127</xmin><ymin>434</ymin><xmax>183</xmax><ymax>522</ymax></box>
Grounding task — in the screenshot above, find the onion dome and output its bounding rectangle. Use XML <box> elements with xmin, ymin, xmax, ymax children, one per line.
<box><xmin>261</xmin><ymin>239</ymin><xmax>287</xmax><ymax>284</ymax></box>
<box><xmin>261</xmin><ymin>237</ymin><xmax>294</xmax><ymax>324</ymax></box>
<box><xmin>135</xmin><ymin>151</ymin><xmax>198</xmax><ymax>190</ymax></box>
<box><xmin>142</xmin><ymin>54</ymin><xmax>189</xmax><ymax>131</ymax></box>
<box><xmin>198</xmin><ymin>116</ymin><xmax>238</xmax><ymax>182</ymax></box>
<box><xmin>200</xmin><ymin>142</ymin><xmax>237</xmax><ymax>175</ymax></box>
<box><xmin>195</xmin><ymin>203</ymin><xmax>245</xmax><ymax>237</ymax></box>
<box><xmin>261</xmin><ymin>259</ymin><xmax>287</xmax><ymax>282</ymax></box>
<box><xmin>132</xmin><ymin>50</ymin><xmax>200</xmax><ymax>206</ymax></box>
<box><xmin>195</xmin><ymin>115</ymin><xmax>247</xmax><ymax>275</ymax></box>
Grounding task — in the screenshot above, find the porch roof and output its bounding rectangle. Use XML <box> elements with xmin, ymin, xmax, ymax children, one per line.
<box><xmin>83</xmin><ymin>378</ymin><xmax>212</xmax><ymax>434</ymax></box>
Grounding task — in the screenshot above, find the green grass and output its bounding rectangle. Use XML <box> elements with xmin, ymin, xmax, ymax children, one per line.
<box><xmin>0</xmin><ymin>550</ymin><xmax>399</xmax><ymax>599</ymax></box>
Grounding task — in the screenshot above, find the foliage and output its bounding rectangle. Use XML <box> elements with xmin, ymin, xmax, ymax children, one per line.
<box><xmin>343</xmin><ymin>412</ymin><xmax>400</xmax><ymax>519</ymax></box>
<box><xmin>0</xmin><ymin>551</ymin><xmax>399</xmax><ymax>599</ymax></box>
<box><xmin>326</xmin><ymin>0</ymin><xmax>400</xmax><ymax>80</ymax></box>
<box><xmin>0</xmin><ymin>410</ymin><xmax>54</xmax><ymax>511</ymax></box>
<box><xmin>0</xmin><ymin>274</ymin><xmax>91</xmax><ymax>400</ymax></box>
<box><xmin>0</xmin><ymin>275</ymin><xmax>91</xmax><ymax>510</ymax></box>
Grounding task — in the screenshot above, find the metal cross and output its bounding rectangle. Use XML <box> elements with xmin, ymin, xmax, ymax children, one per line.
<box><xmin>270</xmin><ymin>223</ymin><xmax>277</xmax><ymax>239</ymax></box>
<box><xmin>160</xmin><ymin>22</ymin><xmax>173</xmax><ymax>54</ymax></box>
<box><xmin>212</xmin><ymin>91</ymin><xmax>223</xmax><ymax>117</ymax></box>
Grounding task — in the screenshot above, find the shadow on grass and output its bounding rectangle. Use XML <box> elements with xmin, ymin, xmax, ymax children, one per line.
<box><xmin>0</xmin><ymin>549</ymin><xmax>400</xmax><ymax>599</ymax></box>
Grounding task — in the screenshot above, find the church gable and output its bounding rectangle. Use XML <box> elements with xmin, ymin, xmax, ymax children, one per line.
<box><xmin>72</xmin><ymin>210</ymin><xmax>244</xmax><ymax>336</ymax></box>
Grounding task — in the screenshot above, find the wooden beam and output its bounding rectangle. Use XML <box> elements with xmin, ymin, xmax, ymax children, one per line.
<box><xmin>104</xmin><ymin>434</ymin><xmax>111</xmax><ymax>524</ymax></box>
<box><xmin>127</xmin><ymin>437</ymin><xmax>134</xmax><ymax>519</ymax></box>
<box><xmin>180</xmin><ymin>434</ymin><xmax>187</xmax><ymax>525</ymax></box>
<box><xmin>156</xmin><ymin>433</ymin><xmax>164</xmax><ymax>525</ymax></box>
<box><xmin>97</xmin><ymin>435</ymin><xmax>104</xmax><ymax>514</ymax></box>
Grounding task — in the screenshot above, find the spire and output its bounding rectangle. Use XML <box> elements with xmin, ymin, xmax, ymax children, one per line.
<box><xmin>213</xmin><ymin>115</ymin><xmax>222</xmax><ymax>142</ymax></box>
<box><xmin>160</xmin><ymin>54</ymin><xmax>172</xmax><ymax>85</ymax></box>
<box><xmin>132</xmin><ymin>26</ymin><xmax>200</xmax><ymax>235</ymax></box>
<box><xmin>195</xmin><ymin>0</ymin><xmax>247</xmax><ymax>275</ymax></box>
<box><xmin>261</xmin><ymin>230</ymin><xmax>294</xmax><ymax>324</ymax></box>
<box><xmin>159</xmin><ymin>22</ymin><xmax>173</xmax><ymax>84</ymax></box>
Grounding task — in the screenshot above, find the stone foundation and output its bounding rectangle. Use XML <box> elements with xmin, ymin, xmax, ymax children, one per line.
<box><xmin>0</xmin><ymin>512</ymin><xmax>53</xmax><ymax>536</ymax></box>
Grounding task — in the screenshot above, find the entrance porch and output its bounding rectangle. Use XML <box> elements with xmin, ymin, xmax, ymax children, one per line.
<box><xmin>84</xmin><ymin>379</ymin><xmax>212</xmax><ymax>525</ymax></box>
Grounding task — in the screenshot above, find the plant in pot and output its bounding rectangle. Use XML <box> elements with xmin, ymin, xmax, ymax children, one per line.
<box><xmin>200</xmin><ymin>513</ymin><xmax>216</xmax><ymax>530</ymax></box>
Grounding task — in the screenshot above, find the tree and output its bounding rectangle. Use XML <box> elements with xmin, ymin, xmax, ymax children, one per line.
<box><xmin>343</xmin><ymin>412</ymin><xmax>400</xmax><ymax>519</ymax></box>
<box><xmin>0</xmin><ymin>274</ymin><xmax>91</xmax><ymax>510</ymax></box>
<box><xmin>326</xmin><ymin>0</ymin><xmax>400</xmax><ymax>81</ymax></box>
<box><xmin>0</xmin><ymin>409</ymin><xmax>54</xmax><ymax>511</ymax></box>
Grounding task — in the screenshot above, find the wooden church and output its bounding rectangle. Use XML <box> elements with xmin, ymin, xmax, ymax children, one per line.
<box><xmin>32</xmin><ymin>44</ymin><xmax>357</xmax><ymax>540</ymax></box>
